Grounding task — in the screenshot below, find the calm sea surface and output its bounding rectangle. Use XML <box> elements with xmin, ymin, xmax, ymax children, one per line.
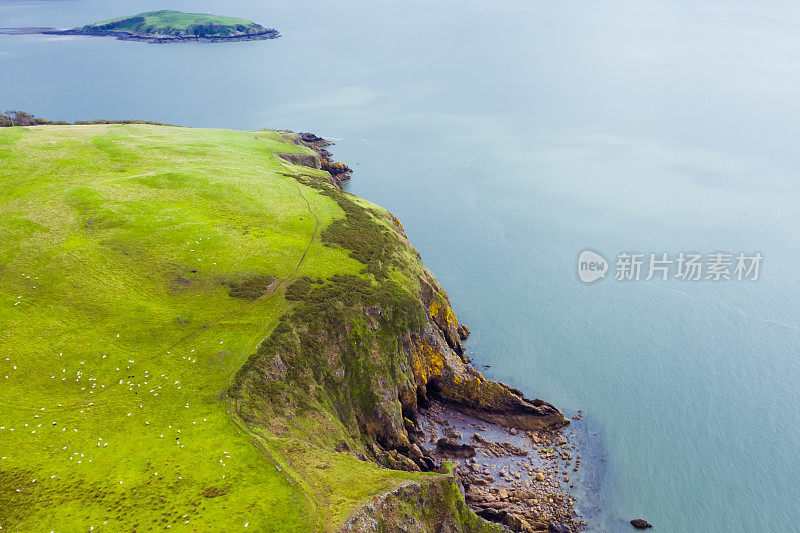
<box><xmin>3</xmin><ymin>0</ymin><xmax>800</xmax><ymax>530</ymax></box>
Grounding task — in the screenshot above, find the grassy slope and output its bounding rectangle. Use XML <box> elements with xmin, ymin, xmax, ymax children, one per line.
<box><xmin>82</xmin><ymin>10</ymin><xmax>262</xmax><ymax>33</ymax></box>
<box><xmin>0</xmin><ymin>125</ymin><xmax>431</xmax><ymax>531</ymax></box>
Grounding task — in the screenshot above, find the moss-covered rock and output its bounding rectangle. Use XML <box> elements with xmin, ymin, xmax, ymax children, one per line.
<box><xmin>342</xmin><ymin>474</ymin><xmax>503</xmax><ymax>532</ymax></box>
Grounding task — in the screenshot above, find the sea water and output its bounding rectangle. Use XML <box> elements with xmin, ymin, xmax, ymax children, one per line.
<box><xmin>2</xmin><ymin>0</ymin><xmax>799</xmax><ymax>530</ymax></box>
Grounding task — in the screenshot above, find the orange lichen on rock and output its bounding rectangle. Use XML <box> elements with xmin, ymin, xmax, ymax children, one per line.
<box><xmin>427</xmin><ymin>297</ymin><xmax>468</xmax><ymax>357</ymax></box>
<box><xmin>321</xmin><ymin>159</ymin><xmax>351</xmax><ymax>175</ymax></box>
<box><xmin>440</xmin><ymin>372</ymin><xmax>569</xmax><ymax>431</ymax></box>
<box><xmin>440</xmin><ymin>374</ymin><xmax>515</xmax><ymax>411</ymax></box>
<box><xmin>409</xmin><ymin>335</ymin><xmax>448</xmax><ymax>387</ymax></box>
<box><xmin>406</xmin><ymin>331</ymin><xmax>568</xmax><ymax>431</ymax></box>
<box><xmin>389</xmin><ymin>214</ymin><xmax>405</xmax><ymax>234</ymax></box>
<box><xmin>428</xmin><ymin>298</ymin><xmax>459</xmax><ymax>332</ymax></box>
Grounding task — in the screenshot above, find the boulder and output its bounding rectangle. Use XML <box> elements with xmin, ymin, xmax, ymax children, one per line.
<box><xmin>435</xmin><ymin>437</ymin><xmax>476</xmax><ymax>458</ymax></box>
<box><xmin>299</xmin><ymin>132</ymin><xmax>325</xmax><ymax>143</ymax></box>
<box><xmin>504</xmin><ymin>513</ymin><xmax>532</xmax><ymax>532</ymax></box>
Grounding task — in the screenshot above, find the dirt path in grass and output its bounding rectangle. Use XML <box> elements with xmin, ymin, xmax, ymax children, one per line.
<box><xmin>156</xmin><ymin>175</ymin><xmax>320</xmax><ymax>352</ymax></box>
<box><xmin>160</xmin><ymin>172</ymin><xmax>321</xmax><ymax>347</ymax></box>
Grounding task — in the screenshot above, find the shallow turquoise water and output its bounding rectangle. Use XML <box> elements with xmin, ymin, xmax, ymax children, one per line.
<box><xmin>2</xmin><ymin>0</ymin><xmax>800</xmax><ymax>530</ymax></box>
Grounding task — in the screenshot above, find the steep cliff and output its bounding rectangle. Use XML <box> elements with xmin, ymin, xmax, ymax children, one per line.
<box><xmin>230</xmin><ymin>161</ymin><xmax>569</xmax><ymax>501</ymax></box>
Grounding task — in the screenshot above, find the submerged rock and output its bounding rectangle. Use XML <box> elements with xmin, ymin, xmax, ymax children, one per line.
<box><xmin>630</xmin><ymin>518</ymin><xmax>653</xmax><ymax>529</ymax></box>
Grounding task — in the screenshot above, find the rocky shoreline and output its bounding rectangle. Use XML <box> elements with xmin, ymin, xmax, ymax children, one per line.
<box><xmin>419</xmin><ymin>401</ymin><xmax>586</xmax><ymax>532</ymax></box>
<box><xmin>38</xmin><ymin>27</ymin><xmax>280</xmax><ymax>43</ymax></box>
<box><xmin>280</xmin><ymin>131</ymin><xmax>353</xmax><ymax>188</ymax></box>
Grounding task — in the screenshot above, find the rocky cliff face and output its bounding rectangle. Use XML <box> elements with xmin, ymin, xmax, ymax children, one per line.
<box><xmin>229</xmin><ymin>155</ymin><xmax>569</xmax><ymax>529</ymax></box>
<box><xmin>232</xmin><ymin>167</ymin><xmax>568</xmax><ymax>470</ymax></box>
<box><xmin>276</xmin><ymin>132</ymin><xmax>353</xmax><ymax>188</ymax></box>
<box><xmin>412</xmin><ymin>279</ymin><xmax>567</xmax><ymax>433</ymax></box>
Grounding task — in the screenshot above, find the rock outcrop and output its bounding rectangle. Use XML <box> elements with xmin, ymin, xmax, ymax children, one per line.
<box><xmin>294</xmin><ymin>131</ymin><xmax>353</xmax><ymax>188</ymax></box>
<box><xmin>343</xmin><ymin>476</ymin><xmax>502</xmax><ymax>532</ymax></box>
<box><xmin>231</xmin><ymin>144</ymin><xmax>571</xmax><ymax>530</ymax></box>
<box><xmin>410</xmin><ymin>280</ymin><xmax>568</xmax><ymax>432</ymax></box>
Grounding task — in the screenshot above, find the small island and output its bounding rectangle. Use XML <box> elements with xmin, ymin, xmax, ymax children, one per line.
<box><xmin>41</xmin><ymin>10</ymin><xmax>279</xmax><ymax>43</ymax></box>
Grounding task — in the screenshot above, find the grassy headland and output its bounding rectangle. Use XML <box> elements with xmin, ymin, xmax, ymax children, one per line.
<box><xmin>0</xmin><ymin>123</ymin><xmax>568</xmax><ymax>531</ymax></box>
<box><xmin>0</xmin><ymin>124</ymin><xmax>513</xmax><ymax>531</ymax></box>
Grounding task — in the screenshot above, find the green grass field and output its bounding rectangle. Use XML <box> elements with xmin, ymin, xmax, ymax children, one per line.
<box><xmin>0</xmin><ymin>125</ymin><xmax>431</xmax><ymax>531</ymax></box>
<box><xmin>82</xmin><ymin>10</ymin><xmax>264</xmax><ymax>35</ymax></box>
